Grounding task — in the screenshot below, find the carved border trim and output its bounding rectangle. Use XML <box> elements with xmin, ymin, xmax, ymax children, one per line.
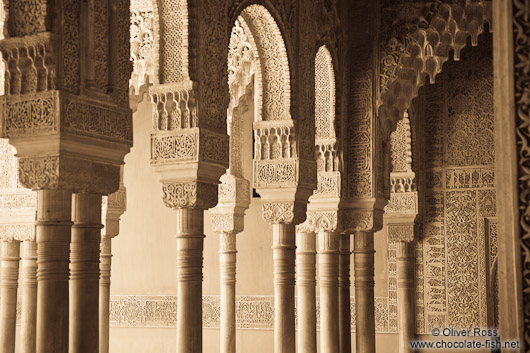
<box><xmin>513</xmin><ymin>0</ymin><xmax>530</xmax><ymax>347</ymax></box>
<box><xmin>104</xmin><ymin>295</ymin><xmax>391</xmax><ymax>332</ymax></box>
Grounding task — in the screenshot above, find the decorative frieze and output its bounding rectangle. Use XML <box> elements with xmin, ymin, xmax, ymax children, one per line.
<box><xmin>0</xmin><ymin>91</ymin><xmax>133</xmax><ymax>145</ymax></box>
<box><xmin>18</xmin><ymin>155</ymin><xmax>120</xmax><ymax>194</ymax></box>
<box><xmin>106</xmin><ymin>295</ymin><xmax>393</xmax><ymax>332</ymax></box>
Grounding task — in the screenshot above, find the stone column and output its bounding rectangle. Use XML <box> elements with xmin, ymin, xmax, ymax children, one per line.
<box><xmin>317</xmin><ymin>228</ymin><xmax>340</xmax><ymax>352</ymax></box>
<box><xmin>176</xmin><ymin>207</ymin><xmax>205</xmax><ymax>353</ymax></box>
<box><xmin>0</xmin><ymin>240</ymin><xmax>20</xmax><ymax>353</ymax></box>
<box><xmin>20</xmin><ymin>240</ymin><xmax>38</xmax><ymax>353</ymax></box>
<box><xmin>99</xmin><ymin>168</ymin><xmax>127</xmax><ymax>353</ymax></box>
<box><xmin>339</xmin><ymin>232</ymin><xmax>352</xmax><ymax>353</ymax></box>
<box><xmin>0</xmin><ymin>1</ymin><xmax>132</xmax><ymax>352</ymax></box>
<box><xmin>211</xmin><ymin>173</ymin><xmax>250</xmax><ymax>353</ymax></box>
<box><xmin>295</xmin><ymin>225</ymin><xmax>317</xmax><ymax>353</ymax></box>
<box><xmin>386</xmin><ymin>114</ymin><xmax>419</xmax><ymax>353</ymax></box>
<box><xmin>219</xmin><ymin>231</ymin><xmax>236</xmax><ymax>353</ymax></box>
<box><xmin>343</xmin><ymin>201</ymin><xmax>385</xmax><ymax>353</ymax></box>
<box><xmin>69</xmin><ymin>193</ymin><xmax>102</xmax><ymax>353</ymax></box>
<box><xmin>396</xmin><ymin>240</ymin><xmax>415</xmax><ymax>353</ymax></box>
<box><xmin>36</xmin><ymin>190</ymin><xmax>73</xmax><ymax>353</ymax></box>
<box><xmin>272</xmin><ymin>222</ymin><xmax>296</xmax><ymax>353</ymax></box>
<box><xmin>353</xmin><ymin>230</ymin><xmax>376</xmax><ymax>353</ymax></box>
<box><xmin>99</xmin><ymin>236</ymin><xmax>112</xmax><ymax>353</ymax></box>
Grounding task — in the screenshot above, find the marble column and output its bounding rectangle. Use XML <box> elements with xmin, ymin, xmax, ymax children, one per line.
<box><xmin>339</xmin><ymin>232</ymin><xmax>352</xmax><ymax>353</ymax></box>
<box><xmin>353</xmin><ymin>231</ymin><xmax>376</xmax><ymax>353</ymax></box>
<box><xmin>99</xmin><ymin>236</ymin><xmax>112</xmax><ymax>353</ymax></box>
<box><xmin>295</xmin><ymin>226</ymin><xmax>316</xmax><ymax>353</ymax></box>
<box><xmin>211</xmin><ymin>173</ymin><xmax>250</xmax><ymax>353</ymax></box>
<box><xmin>20</xmin><ymin>240</ymin><xmax>38</xmax><ymax>353</ymax></box>
<box><xmin>99</xmin><ymin>167</ymin><xmax>127</xmax><ymax>353</ymax></box>
<box><xmin>219</xmin><ymin>232</ymin><xmax>236</xmax><ymax>353</ymax></box>
<box><xmin>36</xmin><ymin>190</ymin><xmax>73</xmax><ymax>353</ymax></box>
<box><xmin>318</xmin><ymin>230</ymin><xmax>340</xmax><ymax>352</ymax></box>
<box><xmin>273</xmin><ymin>223</ymin><xmax>296</xmax><ymax>353</ymax></box>
<box><xmin>397</xmin><ymin>240</ymin><xmax>415</xmax><ymax>353</ymax></box>
<box><xmin>70</xmin><ymin>193</ymin><xmax>102</xmax><ymax>353</ymax></box>
<box><xmin>0</xmin><ymin>240</ymin><xmax>20</xmax><ymax>353</ymax></box>
<box><xmin>176</xmin><ymin>207</ymin><xmax>205</xmax><ymax>353</ymax></box>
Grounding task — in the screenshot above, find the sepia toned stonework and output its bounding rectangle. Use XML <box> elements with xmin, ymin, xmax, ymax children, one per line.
<box><xmin>1</xmin><ymin>0</ymin><xmax>529</xmax><ymax>352</ymax></box>
<box><xmin>415</xmin><ymin>33</ymin><xmax>496</xmax><ymax>331</ymax></box>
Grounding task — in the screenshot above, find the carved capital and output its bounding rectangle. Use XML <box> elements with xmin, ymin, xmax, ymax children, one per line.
<box><xmin>307</xmin><ymin>211</ymin><xmax>338</xmax><ymax>233</ymax></box>
<box><xmin>218</xmin><ymin>173</ymin><xmax>250</xmax><ymax>209</ymax></box>
<box><xmin>210</xmin><ymin>213</ymin><xmax>244</xmax><ymax>235</ymax></box>
<box><xmin>262</xmin><ymin>202</ymin><xmax>297</xmax><ymax>225</ymax></box>
<box><xmin>102</xmin><ymin>167</ymin><xmax>127</xmax><ymax>238</ymax></box>
<box><xmin>162</xmin><ymin>181</ymin><xmax>217</xmax><ymax>210</ymax></box>
<box><xmin>18</xmin><ymin>155</ymin><xmax>120</xmax><ymax>194</ymax></box>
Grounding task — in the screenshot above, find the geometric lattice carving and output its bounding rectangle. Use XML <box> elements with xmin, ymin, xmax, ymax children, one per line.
<box><xmin>416</xmin><ymin>35</ymin><xmax>495</xmax><ymax>331</ymax></box>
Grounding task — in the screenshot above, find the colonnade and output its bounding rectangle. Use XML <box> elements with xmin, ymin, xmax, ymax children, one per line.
<box><xmin>0</xmin><ymin>180</ymin><xmax>126</xmax><ymax>353</ymax></box>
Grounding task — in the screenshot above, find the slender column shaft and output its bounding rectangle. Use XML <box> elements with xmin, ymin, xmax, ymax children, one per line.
<box><xmin>273</xmin><ymin>223</ymin><xmax>296</xmax><ymax>353</ymax></box>
<box><xmin>99</xmin><ymin>236</ymin><xmax>112</xmax><ymax>353</ymax></box>
<box><xmin>397</xmin><ymin>241</ymin><xmax>415</xmax><ymax>353</ymax></box>
<box><xmin>353</xmin><ymin>231</ymin><xmax>375</xmax><ymax>353</ymax></box>
<box><xmin>0</xmin><ymin>240</ymin><xmax>21</xmax><ymax>353</ymax></box>
<box><xmin>219</xmin><ymin>232</ymin><xmax>237</xmax><ymax>353</ymax></box>
<box><xmin>339</xmin><ymin>233</ymin><xmax>352</xmax><ymax>353</ymax></box>
<box><xmin>318</xmin><ymin>231</ymin><xmax>340</xmax><ymax>353</ymax></box>
<box><xmin>176</xmin><ymin>208</ymin><xmax>204</xmax><ymax>353</ymax></box>
<box><xmin>69</xmin><ymin>193</ymin><xmax>102</xmax><ymax>353</ymax></box>
<box><xmin>20</xmin><ymin>240</ymin><xmax>38</xmax><ymax>353</ymax></box>
<box><xmin>295</xmin><ymin>231</ymin><xmax>316</xmax><ymax>353</ymax></box>
<box><xmin>36</xmin><ymin>189</ymin><xmax>72</xmax><ymax>353</ymax></box>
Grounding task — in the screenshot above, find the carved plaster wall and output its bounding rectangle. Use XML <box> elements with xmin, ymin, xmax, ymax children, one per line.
<box><xmin>415</xmin><ymin>33</ymin><xmax>497</xmax><ymax>332</ymax></box>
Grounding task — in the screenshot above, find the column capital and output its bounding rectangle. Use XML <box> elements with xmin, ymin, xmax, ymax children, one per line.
<box><xmin>162</xmin><ymin>181</ymin><xmax>217</xmax><ymax>210</ymax></box>
<box><xmin>17</xmin><ymin>155</ymin><xmax>120</xmax><ymax>194</ymax></box>
<box><xmin>306</xmin><ymin>211</ymin><xmax>339</xmax><ymax>233</ymax></box>
<box><xmin>210</xmin><ymin>213</ymin><xmax>244</xmax><ymax>235</ymax></box>
<box><xmin>102</xmin><ymin>166</ymin><xmax>127</xmax><ymax>239</ymax></box>
<box><xmin>342</xmin><ymin>197</ymin><xmax>387</xmax><ymax>233</ymax></box>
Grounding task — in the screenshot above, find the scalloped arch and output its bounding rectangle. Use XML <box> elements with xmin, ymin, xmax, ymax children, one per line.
<box><xmin>379</xmin><ymin>0</ymin><xmax>492</xmax><ymax>136</ymax></box>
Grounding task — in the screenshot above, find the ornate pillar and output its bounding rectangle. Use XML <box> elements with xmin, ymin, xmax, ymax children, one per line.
<box><xmin>69</xmin><ymin>193</ymin><xmax>102</xmax><ymax>353</ymax></box>
<box><xmin>343</xmin><ymin>0</ymin><xmax>385</xmax><ymax>350</ymax></box>
<box><xmin>99</xmin><ymin>170</ymin><xmax>127</xmax><ymax>353</ymax></box>
<box><xmin>0</xmin><ymin>2</ymin><xmax>133</xmax><ymax>352</ymax></box>
<box><xmin>20</xmin><ymin>240</ymin><xmax>37</xmax><ymax>353</ymax></box>
<box><xmin>339</xmin><ymin>232</ymin><xmax>352</xmax><ymax>353</ymax></box>
<box><xmin>343</xmin><ymin>201</ymin><xmax>386</xmax><ymax>353</ymax></box>
<box><xmin>295</xmin><ymin>223</ymin><xmax>316</xmax><ymax>353</ymax></box>
<box><xmin>0</xmin><ymin>239</ymin><xmax>20</xmax><ymax>353</ymax></box>
<box><xmin>0</xmin><ymin>140</ymin><xmax>37</xmax><ymax>353</ymax></box>
<box><xmin>309</xmin><ymin>211</ymin><xmax>340</xmax><ymax>353</ymax></box>
<box><xmin>150</xmin><ymin>1</ymin><xmax>229</xmax><ymax>350</ymax></box>
<box><xmin>386</xmin><ymin>113</ymin><xmax>418</xmax><ymax>353</ymax></box>
<box><xmin>211</xmin><ymin>174</ymin><xmax>250</xmax><ymax>353</ymax></box>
